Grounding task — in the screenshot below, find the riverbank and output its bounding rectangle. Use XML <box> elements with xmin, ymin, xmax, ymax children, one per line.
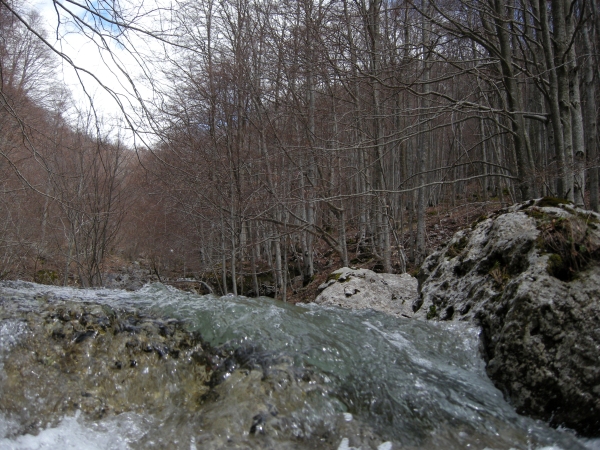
<box><xmin>0</xmin><ymin>280</ymin><xmax>591</xmax><ymax>449</ymax></box>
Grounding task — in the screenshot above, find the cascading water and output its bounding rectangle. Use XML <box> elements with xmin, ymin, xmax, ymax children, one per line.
<box><xmin>0</xmin><ymin>280</ymin><xmax>597</xmax><ymax>450</ymax></box>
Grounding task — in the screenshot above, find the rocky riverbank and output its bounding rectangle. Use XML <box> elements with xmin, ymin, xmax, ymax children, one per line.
<box><xmin>0</xmin><ymin>283</ymin><xmax>387</xmax><ymax>449</ymax></box>
<box><xmin>0</xmin><ymin>293</ymin><xmax>216</xmax><ymax>435</ymax></box>
<box><xmin>313</xmin><ymin>267</ymin><xmax>418</xmax><ymax>318</ymax></box>
<box><xmin>101</xmin><ymin>261</ymin><xmax>213</xmax><ymax>294</ymax></box>
<box><xmin>416</xmin><ymin>198</ymin><xmax>600</xmax><ymax>436</ymax></box>
<box><xmin>317</xmin><ymin>198</ymin><xmax>600</xmax><ymax>437</ymax></box>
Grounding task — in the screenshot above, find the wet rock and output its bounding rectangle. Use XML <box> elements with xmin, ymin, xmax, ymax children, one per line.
<box><xmin>415</xmin><ymin>198</ymin><xmax>600</xmax><ymax>436</ymax></box>
<box><xmin>0</xmin><ymin>300</ymin><xmax>214</xmax><ymax>434</ymax></box>
<box><xmin>0</xmin><ymin>291</ymin><xmax>389</xmax><ymax>449</ymax></box>
<box><xmin>103</xmin><ymin>266</ymin><xmax>154</xmax><ymax>291</ymax></box>
<box><xmin>314</xmin><ymin>267</ymin><xmax>418</xmax><ymax>318</ymax></box>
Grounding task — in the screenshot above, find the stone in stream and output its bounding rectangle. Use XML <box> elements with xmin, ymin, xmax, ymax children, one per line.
<box><xmin>414</xmin><ymin>198</ymin><xmax>600</xmax><ymax>437</ymax></box>
<box><xmin>0</xmin><ymin>293</ymin><xmax>388</xmax><ymax>449</ymax></box>
<box><xmin>0</xmin><ymin>300</ymin><xmax>214</xmax><ymax>433</ymax></box>
<box><xmin>314</xmin><ymin>267</ymin><xmax>418</xmax><ymax>318</ymax></box>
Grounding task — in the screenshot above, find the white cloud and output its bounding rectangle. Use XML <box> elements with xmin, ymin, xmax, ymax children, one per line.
<box><xmin>30</xmin><ymin>0</ymin><xmax>170</xmax><ymax>146</ymax></box>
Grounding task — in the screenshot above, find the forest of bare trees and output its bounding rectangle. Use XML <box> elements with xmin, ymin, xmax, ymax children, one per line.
<box><xmin>1</xmin><ymin>0</ymin><xmax>599</xmax><ymax>299</ymax></box>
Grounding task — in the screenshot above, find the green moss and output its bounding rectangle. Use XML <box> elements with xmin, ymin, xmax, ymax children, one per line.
<box><xmin>446</xmin><ymin>236</ymin><xmax>469</xmax><ymax>259</ymax></box>
<box><xmin>537</xmin><ymin>214</ymin><xmax>600</xmax><ymax>282</ymax></box>
<box><xmin>546</xmin><ymin>253</ymin><xmax>567</xmax><ymax>279</ymax></box>
<box><xmin>426</xmin><ymin>305</ymin><xmax>438</xmax><ymax>320</ymax></box>
<box><xmin>526</xmin><ymin>208</ymin><xmax>549</xmax><ymax>221</ymax></box>
<box><xmin>327</xmin><ymin>272</ymin><xmax>342</xmax><ymax>282</ymax></box>
<box><xmin>537</xmin><ymin>197</ymin><xmax>572</xmax><ymax>208</ymax></box>
<box><xmin>327</xmin><ymin>272</ymin><xmax>351</xmax><ymax>283</ymax></box>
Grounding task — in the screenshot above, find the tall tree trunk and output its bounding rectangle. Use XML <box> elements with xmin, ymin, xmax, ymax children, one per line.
<box><xmin>566</xmin><ymin>6</ymin><xmax>586</xmax><ymax>206</ymax></box>
<box><xmin>365</xmin><ymin>0</ymin><xmax>391</xmax><ymax>272</ymax></box>
<box><xmin>250</xmin><ymin>224</ymin><xmax>260</xmax><ymax>297</ymax></box>
<box><xmin>492</xmin><ymin>0</ymin><xmax>534</xmax><ymax>200</ymax></box>
<box><xmin>582</xmin><ymin>17</ymin><xmax>599</xmax><ymax>210</ymax></box>
<box><xmin>273</xmin><ymin>222</ymin><xmax>283</xmax><ymax>297</ymax></box>
<box><xmin>552</xmin><ymin>0</ymin><xmax>575</xmax><ymax>200</ymax></box>
<box><xmin>221</xmin><ymin>212</ymin><xmax>227</xmax><ymax>295</ymax></box>
<box><xmin>416</xmin><ymin>0</ymin><xmax>431</xmax><ymax>266</ymax></box>
<box><xmin>536</xmin><ymin>0</ymin><xmax>567</xmax><ymax>197</ymax></box>
<box><xmin>230</xmin><ymin>206</ymin><xmax>237</xmax><ymax>296</ymax></box>
<box><xmin>303</xmin><ymin>1</ymin><xmax>316</xmax><ymax>283</ymax></box>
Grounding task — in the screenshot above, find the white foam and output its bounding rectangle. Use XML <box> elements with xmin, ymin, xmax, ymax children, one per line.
<box><xmin>584</xmin><ymin>439</ymin><xmax>600</xmax><ymax>450</ymax></box>
<box><xmin>337</xmin><ymin>439</ymin><xmax>394</xmax><ymax>450</ymax></box>
<box><xmin>0</xmin><ymin>411</ymin><xmax>148</xmax><ymax>450</ymax></box>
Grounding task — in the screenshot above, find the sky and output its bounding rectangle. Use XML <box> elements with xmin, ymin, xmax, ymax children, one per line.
<box><xmin>31</xmin><ymin>0</ymin><xmax>167</xmax><ymax>146</ymax></box>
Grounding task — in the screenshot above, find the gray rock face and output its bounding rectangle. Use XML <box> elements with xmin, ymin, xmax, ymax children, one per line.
<box><xmin>104</xmin><ymin>265</ymin><xmax>157</xmax><ymax>290</ymax></box>
<box><xmin>415</xmin><ymin>198</ymin><xmax>600</xmax><ymax>436</ymax></box>
<box><xmin>314</xmin><ymin>267</ymin><xmax>418</xmax><ymax>318</ymax></box>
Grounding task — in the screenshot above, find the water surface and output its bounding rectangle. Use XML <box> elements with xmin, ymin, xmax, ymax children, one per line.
<box><xmin>0</xmin><ymin>281</ymin><xmax>596</xmax><ymax>449</ymax></box>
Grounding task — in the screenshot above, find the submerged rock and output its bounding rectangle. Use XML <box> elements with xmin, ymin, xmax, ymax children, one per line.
<box><xmin>103</xmin><ymin>266</ymin><xmax>157</xmax><ymax>290</ymax></box>
<box><xmin>415</xmin><ymin>198</ymin><xmax>600</xmax><ymax>436</ymax></box>
<box><xmin>0</xmin><ymin>300</ymin><xmax>214</xmax><ymax>435</ymax></box>
<box><xmin>314</xmin><ymin>267</ymin><xmax>418</xmax><ymax>318</ymax></box>
<box><xmin>0</xmin><ymin>290</ymin><xmax>386</xmax><ymax>449</ymax></box>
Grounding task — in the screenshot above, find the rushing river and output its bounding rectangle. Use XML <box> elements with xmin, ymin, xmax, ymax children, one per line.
<box><xmin>0</xmin><ymin>281</ymin><xmax>597</xmax><ymax>450</ymax></box>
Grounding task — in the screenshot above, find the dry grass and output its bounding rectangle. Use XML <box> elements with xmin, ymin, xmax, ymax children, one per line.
<box><xmin>539</xmin><ymin>214</ymin><xmax>600</xmax><ymax>281</ymax></box>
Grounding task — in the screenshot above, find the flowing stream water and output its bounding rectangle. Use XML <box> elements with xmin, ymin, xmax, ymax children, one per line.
<box><xmin>0</xmin><ymin>281</ymin><xmax>597</xmax><ymax>450</ymax></box>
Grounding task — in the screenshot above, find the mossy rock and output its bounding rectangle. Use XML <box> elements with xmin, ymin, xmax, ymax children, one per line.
<box><xmin>446</xmin><ymin>236</ymin><xmax>469</xmax><ymax>259</ymax></box>
<box><xmin>488</xmin><ymin>261</ymin><xmax>510</xmax><ymax>287</ymax></box>
<box><xmin>537</xmin><ymin>197</ymin><xmax>572</xmax><ymax>208</ymax></box>
<box><xmin>327</xmin><ymin>272</ymin><xmax>343</xmax><ymax>282</ymax></box>
<box><xmin>537</xmin><ymin>212</ymin><xmax>600</xmax><ymax>282</ymax></box>
<box><xmin>546</xmin><ymin>253</ymin><xmax>569</xmax><ymax>280</ymax></box>
<box><xmin>525</xmin><ymin>208</ymin><xmax>550</xmax><ymax>221</ymax></box>
<box><xmin>426</xmin><ymin>305</ymin><xmax>438</xmax><ymax>320</ymax></box>
<box><xmin>471</xmin><ymin>215</ymin><xmax>488</xmax><ymax>228</ymax></box>
<box><xmin>327</xmin><ymin>271</ymin><xmax>352</xmax><ymax>283</ymax></box>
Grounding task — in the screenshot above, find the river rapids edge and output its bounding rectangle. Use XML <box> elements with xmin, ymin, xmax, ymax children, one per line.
<box><xmin>0</xmin><ymin>280</ymin><xmax>598</xmax><ymax>449</ymax></box>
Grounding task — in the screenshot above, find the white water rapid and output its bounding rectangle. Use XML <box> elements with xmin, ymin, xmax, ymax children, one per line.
<box><xmin>0</xmin><ymin>281</ymin><xmax>598</xmax><ymax>449</ymax></box>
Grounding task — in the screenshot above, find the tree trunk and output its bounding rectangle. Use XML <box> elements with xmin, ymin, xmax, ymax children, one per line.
<box><xmin>492</xmin><ymin>0</ymin><xmax>534</xmax><ymax>200</ymax></box>
<box><xmin>551</xmin><ymin>0</ymin><xmax>575</xmax><ymax>200</ymax></box>
<box><xmin>416</xmin><ymin>0</ymin><xmax>430</xmax><ymax>266</ymax></box>
<box><xmin>566</xmin><ymin>6</ymin><xmax>586</xmax><ymax>206</ymax></box>
<box><xmin>582</xmin><ymin>17</ymin><xmax>598</xmax><ymax>210</ymax></box>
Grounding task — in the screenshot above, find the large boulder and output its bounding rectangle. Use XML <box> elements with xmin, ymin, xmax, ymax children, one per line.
<box><xmin>415</xmin><ymin>198</ymin><xmax>600</xmax><ymax>436</ymax></box>
<box><xmin>314</xmin><ymin>267</ymin><xmax>418</xmax><ymax>318</ymax></box>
